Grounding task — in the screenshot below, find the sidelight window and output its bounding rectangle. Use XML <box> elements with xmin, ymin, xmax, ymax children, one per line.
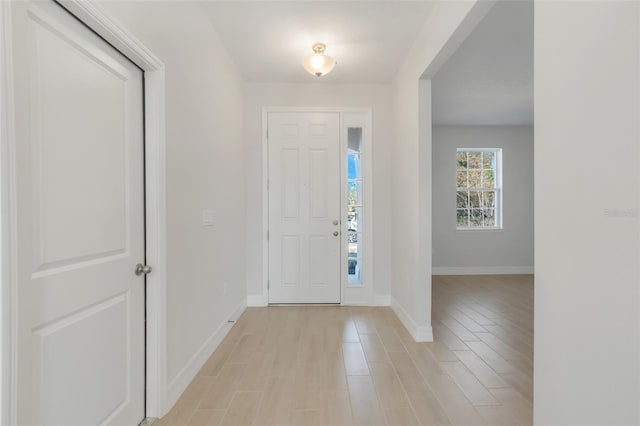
<box><xmin>347</xmin><ymin>128</ymin><xmax>364</xmax><ymax>285</ymax></box>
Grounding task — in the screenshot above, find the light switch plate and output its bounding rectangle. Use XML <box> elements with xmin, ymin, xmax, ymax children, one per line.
<box><xmin>202</xmin><ymin>210</ymin><xmax>215</xmax><ymax>227</ymax></box>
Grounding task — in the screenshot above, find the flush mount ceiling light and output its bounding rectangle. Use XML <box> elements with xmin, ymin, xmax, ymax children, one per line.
<box><xmin>302</xmin><ymin>43</ymin><xmax>336</xmax><ymax>77</ymax></box>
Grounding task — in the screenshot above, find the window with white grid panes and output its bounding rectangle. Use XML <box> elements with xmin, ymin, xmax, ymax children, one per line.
<box><xmin>347</xmin><ymin>128</ymin><xmax>364</xmax><ymax>285</ymax></box>
<box><xmin>456</xmin><ymin>148</ymin><xmax>502</xmax><ymax>229</ymax></box>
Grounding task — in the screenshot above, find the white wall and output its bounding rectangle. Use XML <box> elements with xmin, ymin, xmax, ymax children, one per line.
<box><xmin>97</xmin><ymin>1</ymin><xmax>246</xmax><ymax>413</ymax></box>
<box><xmin>432</xmin><ymin>126</ymin><xmax>534</xmax><ymax>274</ymax></box>
<box><xmin>390</xmin><ymin>0</ymin><xmax>493</xmax><ymax>341</ymax></box>
<box><xmin>243</xmin><ymin>83</ymin><xmax>393</xmax><ymax>303</ymax></box>
<box><xmin>535</xmin><ymin>1</ymin><xmax>640</xmax><ymax>425</ymax></box>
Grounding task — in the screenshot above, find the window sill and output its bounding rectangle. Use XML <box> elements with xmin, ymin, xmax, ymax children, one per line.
<box><xmin>456</xmin><ymin>227</ymin><xmax>504</xmax><ymax>232</ymax></box>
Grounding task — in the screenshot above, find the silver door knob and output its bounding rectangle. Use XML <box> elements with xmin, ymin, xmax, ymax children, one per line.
<box><xmin>333</xmin><ymin>220</ymin><xmax>339</xmax><ymax>225</ymax></box>
<box><xmin>333</xmin><ymin>231</ymin><xmax>339</xmax><ymax>236</ymax></box>
<box><xmin>135</xmin><ymin>264</ymin><xmax>152</xmax><ymax>276</ymax></box>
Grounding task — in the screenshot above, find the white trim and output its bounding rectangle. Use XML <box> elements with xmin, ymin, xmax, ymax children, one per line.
<box><xmin>340</xmin><ymin>299</ymin><xmax>370</xmax><ymax>307</ymax></box>
<box><xmin>166</xmin><ymin>301</ymin><xmax>246</xmax><ymax>411</ymax></box>
<box><xmin>58</xmin><ymin>1</ymin><xmax>162</xmax><ymax>71</ymax></box>
<box><xmin>141</xmin><ymin>67</ymin><xmax>168</xmax><ymax>419</ymax></box>
<box><xmin>432</xmin><ymin>266</ymin><xmax>535</xmax><ymax>276</ymax></box>
<box><xmin>455</xmin><ymin>228</ymin><xmax>504</xmax><ymax>233</ymax></box>
<box><xmin>341</xmin><ymin>111</ymin><xmax>374</xmax><ymax>306</ymax></box>
<box><xmin>636</xmin><ymin>7</ymin><xmax>640</xmax><ymax>410</ymax></box>
<box><xmin>0</xmin><ymin>2</ymin><xmax>19</xmax><ymax>423</ymax></box>
<box><xmin>455</xmin><ymin>148</ymin><xmax>503</xmax><ymax>230</ymax></box>
<box><xmin>373</xmin><ymin>294</ymin><xmax>391</xmax><ymax>306</ymax></box>
<box><xmin>0</xmin><ymin>0</ymin><xmax>169</xmax><ymax>420</ymax></box>
<box><xmin>390</xmin><ymin>297</ymin><xmax>433</xmax><ymax>342</ymax></box>
<box><xmin>246</xmin><ymin>294</ymin><xmax>267</xmax><ymax>307</ymax></box>
<box><xmin>263</xmin><ymin>107</ymin><xmax>376</xmax><ymax>114</ymax></box>
<box><xmin>261</xmin><ymin>109</ymin><xmax>269</xmax><ymax>307</ymax></box>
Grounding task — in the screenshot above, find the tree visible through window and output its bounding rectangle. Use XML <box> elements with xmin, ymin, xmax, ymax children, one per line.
<box><xmin>456</xmin><ymin>148</ymin><xmax>502</xmax><ymax>229</ymax></box>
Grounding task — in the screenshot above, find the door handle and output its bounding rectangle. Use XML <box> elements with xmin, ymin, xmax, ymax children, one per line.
<box><xmin>135</xmin><ymin>264</ymin><xmax>152</xmax><ymax>276</ymax></box>
<box><xmin>333</xmin><ymin>231</ymin><xmax>339</xmax><ymax>236</ymax></box>
<box><xmin>332</xmin><ymin>220</ymin><xmax>339</xmax><ymax>226</ymax></box>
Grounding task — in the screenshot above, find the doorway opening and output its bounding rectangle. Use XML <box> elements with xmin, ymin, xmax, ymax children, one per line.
<box><xmin>428</xmin><ymin>0</ymin><xmax>534</xmax><ymax>418</ymax></box>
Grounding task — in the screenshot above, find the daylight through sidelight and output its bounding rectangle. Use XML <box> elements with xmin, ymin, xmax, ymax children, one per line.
<box><xmin>347</xmin><ymin>128</ymin><xmax>364</xmax><ymax>285</ymax></box>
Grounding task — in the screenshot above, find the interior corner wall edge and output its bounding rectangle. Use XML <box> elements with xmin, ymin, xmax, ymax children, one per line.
<box><xmin>390</xmin><ymin>1</ymin><xmax>482</xmax><ymax>341</ymax></box>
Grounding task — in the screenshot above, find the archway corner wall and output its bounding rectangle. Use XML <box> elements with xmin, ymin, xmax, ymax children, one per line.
<box><xmin>389</xmin><ymin>0</ymin><xmax>496</xmax><ymax>342</ymax></box>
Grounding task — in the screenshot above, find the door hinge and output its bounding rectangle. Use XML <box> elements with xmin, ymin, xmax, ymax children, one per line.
<box><xmin>267</xmin><ymin>179</ymin><xmax>269</xmax><ymax>190</ymax></box>
<box><xmin>266</xmin><ymin>128</ymin><xmax>269</xmax><ymax>139</ymax></box>
<box><xmin>267</xmin><ymin>280</ymin><xmax>270</xmax><ymax>290</ymax></box>
<box><xmin>267</xmin><ymin>230</ymin><xmax>269</xmax><ymax>240</ymax></box>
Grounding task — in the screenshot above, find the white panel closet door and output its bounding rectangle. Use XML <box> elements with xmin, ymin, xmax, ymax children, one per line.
<box><xmin>10</xmin><ymin>1</ymin><xmax>146</xmax><ymax>424</ymax></box>
<box><xmin>268</xmin><ymin>112</ymin><xmax>341</xmax><ymax>303</ymax></box>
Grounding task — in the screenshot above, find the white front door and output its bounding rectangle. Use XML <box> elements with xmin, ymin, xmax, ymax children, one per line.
<box><xmin>268</xmin><ymin>112</ymin><xmax>341</xmax><ymax>303</ymax></box>
<box><xmin>10</xmin><ymin>1</ymin><xmax>146</xmax><ymax>424</ymax></box>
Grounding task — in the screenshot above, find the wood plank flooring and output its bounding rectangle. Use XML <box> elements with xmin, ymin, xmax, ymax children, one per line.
<box><xmin>156</xmin><ymin>275</ymin><xmax>533</xmax><ymax>426</ymax></box>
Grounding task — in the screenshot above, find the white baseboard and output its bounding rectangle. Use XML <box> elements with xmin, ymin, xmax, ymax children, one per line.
<box><xmin>373</xmin><ymin>294</ymin><xmax>391</xmax><ymax>306</ymax></box>
<box><xmin>249</xmin><ymin>294</ymin><xmax>388</xmax><ymax>307</ymax></box>
<box><xmin>341</xmin><ymin>296</ymin><xmax>388</xmax><ymax>306</ymax></box>
<box><xmin>390</xmin><ymin>296</ymin><xmax>433</xmax><ymax>342</ymax></box>
<box><xmin>165</xmin><ymin>300</ymin><xmax>246</xmax><ymax>410</ymax></box>
<box><xmin>432</xmin><ymin>266</ymin><xmax>534</xmax><ymax>276</ymax></box>
<box><xmin>246</xmin><ymin>294</ymin><xmax>267</xmax><ymax>307</ymax></box>
<box><xmin>228</xmin><ymin>302</ymin><xmax>246</xmax><ymax>321</ymax></box>
<box><xmin>340</xmin><ymin>299</ymin><xmax>369</xmax><ymax>306</ymax></box>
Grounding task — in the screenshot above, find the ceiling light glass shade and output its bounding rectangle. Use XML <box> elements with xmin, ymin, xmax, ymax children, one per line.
<box><xmin>303</xmin><ymin>43</ymin><xmax>336</xmax><ymax>77</ymax></box>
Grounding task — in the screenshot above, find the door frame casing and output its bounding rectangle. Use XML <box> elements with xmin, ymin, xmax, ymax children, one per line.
<box><xmin>261</xmin><ymin>107</ymin><xmax>373</xmax><ymax>306</ymax></box>
<box><xmin>0</xmin><ymin>1</ymin><xmax>168</xmax><ymax>422</ymax></box>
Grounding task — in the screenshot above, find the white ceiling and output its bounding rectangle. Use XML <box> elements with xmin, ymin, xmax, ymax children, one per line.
<box><xmin>432</xmin><ymin>0</ymin><xmax>534</xmax><ymax>125</ymax></box>
<box><xmin>199</xmin><ymin>1</ymin><xmax>434</xmax><ymax>84</ymax></box>
<box><xmin>199</xmin><ymin>0</ymin><xmax>533</xmax><ymax>124</ymax></box>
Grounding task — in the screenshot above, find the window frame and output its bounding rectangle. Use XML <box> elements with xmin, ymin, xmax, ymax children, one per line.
<box><xmin>340</xmin><ymin>110</ymin><xmax>373</xmax><ymax>305</ymax></box>
<box><xmin>455</xmin><ymin>148</ymin><xmax>503</xmax><ymax>231</ymax></box>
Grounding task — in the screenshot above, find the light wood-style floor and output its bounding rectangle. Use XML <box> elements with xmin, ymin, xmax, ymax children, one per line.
<box><xmin>157</xmin><ymin>275</ymin><xmax>533</xmax><ymax>426</ymax></box>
